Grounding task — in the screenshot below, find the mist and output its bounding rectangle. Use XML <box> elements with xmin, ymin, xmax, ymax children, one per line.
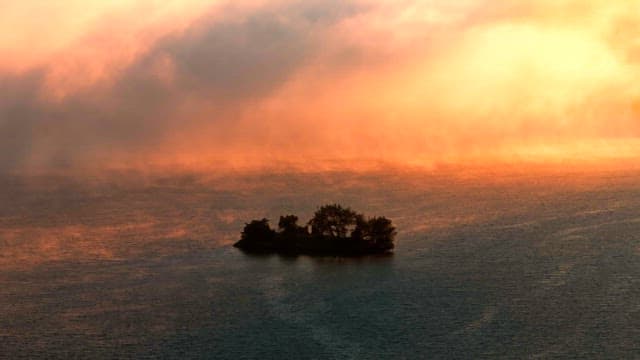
<box><xmin>2</xmin><ymin>0</ymin><xmax>640</xmax><ymax>174</ymax></box>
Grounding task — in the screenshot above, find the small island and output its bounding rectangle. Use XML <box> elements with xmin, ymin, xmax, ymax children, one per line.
<box><xmin>234</xmin><ymin>204</ymin><xmax>396</xmax><ymax>256</ymax></box>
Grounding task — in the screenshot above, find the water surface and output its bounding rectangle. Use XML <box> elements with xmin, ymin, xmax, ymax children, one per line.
<box><xmin>2</xmin><ymin>169</ymin><xmax>640</xmax><ymax>358</ymax></box>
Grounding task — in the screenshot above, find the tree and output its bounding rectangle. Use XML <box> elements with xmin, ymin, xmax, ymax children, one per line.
<box><xmin>234</xmin><ymin>205</ymin><xmax>397</xmax><ymax>255</ymax></box>
<box><xmin>352</xmin><ymin>216</ymin><xmax>396</xmax><ymax>251</ymax></box>
<box><xmin>365</xmin><ymin>217</ymin><xmax>396</xmax><ymax>251</ymax></box>
<box><xmin>240</xmin><ymin>218</ymin><xmax>276</xmax><ymax>242</ymax></box>
<box><xmin>278</xmin><ymin>215</ymin><xmax>300</xmax><ymax>234</ymax></box>
<box><xmin>308</xmin><ymin>204</ymin><xmax>360</xmax><ymax>238</ymax></box>
<box><xmin>350</xmin><ymin>214</ymin><xmax>368</xmax><ymax>242</ymax></box>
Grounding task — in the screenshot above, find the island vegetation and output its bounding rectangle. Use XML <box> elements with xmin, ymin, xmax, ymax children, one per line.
<box><xmin>234</xmin><ymin>204</ymin><xmax>396</xmax><ymax>256</ymax></box>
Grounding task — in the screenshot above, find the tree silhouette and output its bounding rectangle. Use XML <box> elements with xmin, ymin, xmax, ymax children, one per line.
<box><xmin>240</xmin><ymin>218</ymin><xmax>276</xmax><ymax>243</ymax></box>
<box><xmin>278</xmin><ymin>215</ymin><xmax>301</xmax><ymax>234</ymax></box>
<box><xmin>308</xmin><ymin>204</ymin><xmax>359</xmax><ymax>238</ymax></box>
<box><xmin>234</xmin><ymin>204</ymin><xmax>396</xmax><ymax>255</ymax></box>
<box><xmin>361</xmin><ymin>216</ymin><xmax>396</xmax><ymax>251</ymax></box>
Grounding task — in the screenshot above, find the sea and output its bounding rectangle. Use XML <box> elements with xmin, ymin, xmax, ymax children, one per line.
<box><xmin>1</xmin><ymin>167</ymin><xmax>640</xmax><ymax>359</ymax></box>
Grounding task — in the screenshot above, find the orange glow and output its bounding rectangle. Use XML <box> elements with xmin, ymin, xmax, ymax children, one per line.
<box><xmin>2</xmin><ymin>0</ymin><xmax>640</xmax><ymax>173</ymax></box>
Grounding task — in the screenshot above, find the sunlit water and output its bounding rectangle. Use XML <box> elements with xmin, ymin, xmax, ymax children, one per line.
<box><xmin>2</xmin><ymin>169</ymin><xmax>640</xmax><ymax>359</ymax></box>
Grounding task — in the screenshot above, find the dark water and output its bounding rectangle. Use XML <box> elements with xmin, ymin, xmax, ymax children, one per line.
<box><xmin>2</xmin><ymin>169</ymin><xmax>640</xmax><ymax>359</ymax></box>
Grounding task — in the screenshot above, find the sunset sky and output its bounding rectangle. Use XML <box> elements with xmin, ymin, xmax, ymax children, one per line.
<box><xmin>2</xmin><ymin>0</ymin><xmax>640</xmax><ymax>173</ymax></box>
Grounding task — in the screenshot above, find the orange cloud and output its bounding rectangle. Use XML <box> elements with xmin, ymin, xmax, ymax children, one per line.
<box><xmin>2</xmin><ymin>0</ymin><xmax>640</xmax><ymax>173</ymax></box>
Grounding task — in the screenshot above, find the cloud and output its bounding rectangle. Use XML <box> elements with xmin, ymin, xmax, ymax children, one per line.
<box><xmin>1</xmin><ymin>0</ymin><xmax>640</xmax><ymax>174</ymax></box>
<box><xmin>0</xmin><ymin>1</ymin><xmax>368</xmax><ymax>173</ymax></box>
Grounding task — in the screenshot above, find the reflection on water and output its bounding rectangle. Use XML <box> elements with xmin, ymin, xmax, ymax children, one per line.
<box><xmin>2</xmin><ymin>169</ymin><xmax>640</xmax><ymax>358</ymax></box>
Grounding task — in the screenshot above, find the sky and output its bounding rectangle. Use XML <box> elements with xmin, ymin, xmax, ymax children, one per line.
<box><xmin>2</xmin><ymin>0</ymin><xmax>640</xmax><ymax>173</ymax></box>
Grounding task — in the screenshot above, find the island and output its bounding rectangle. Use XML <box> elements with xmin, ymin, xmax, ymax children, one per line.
<box><xmin>234</xmin><ymin>204</ymin><xmax>396</xmax><ymax>256</ymax></box>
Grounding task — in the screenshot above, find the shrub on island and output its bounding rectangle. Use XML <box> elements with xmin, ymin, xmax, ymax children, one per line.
<box><xmin>234</xmin><ymin>204</ymin><xmax>396</xmax><ymax>255</ymax></box>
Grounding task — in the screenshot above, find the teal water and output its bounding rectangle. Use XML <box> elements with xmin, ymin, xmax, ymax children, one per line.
<box><xmin>2</xmin><ymin>169</ymin><xmax>640</xmax><ymax>358</ymax></box>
